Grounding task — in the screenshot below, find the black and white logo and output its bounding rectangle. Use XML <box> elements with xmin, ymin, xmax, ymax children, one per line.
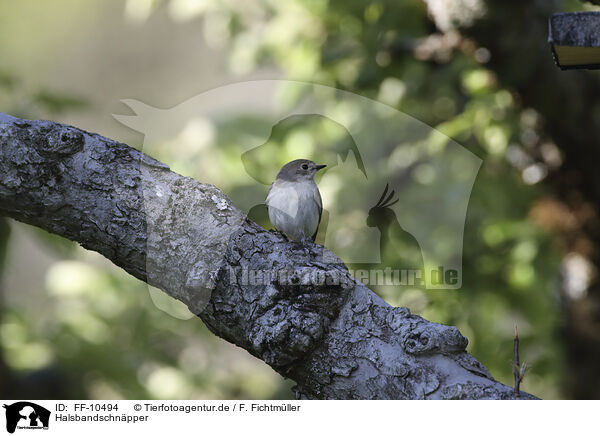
<box><xmin>3</xmin><ymin>402</ymin><xmax>50</xmax><ymax>434</ymax></box>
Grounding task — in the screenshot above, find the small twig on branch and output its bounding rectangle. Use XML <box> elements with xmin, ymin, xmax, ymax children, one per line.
<box><xmin>513</xmin><ymin>325</ymin><xmax>521</xmax><ymax>396</ymax></box>
<box><xmin>512</xmin><ymin>324</ymin><xmax>529</xmax><ymax>397</ymax></box>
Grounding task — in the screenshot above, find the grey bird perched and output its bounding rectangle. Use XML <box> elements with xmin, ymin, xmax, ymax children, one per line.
<box><xmin>266</xmin><ymin>159</ymin><xmax>326</xmax><ymax>242</ymax></box>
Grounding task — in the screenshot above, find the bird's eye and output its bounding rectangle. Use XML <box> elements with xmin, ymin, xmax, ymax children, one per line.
<box><xmin>301</xmin><ymin>164</ymin><xmax>309</xmax><ymax>170</ymax></box>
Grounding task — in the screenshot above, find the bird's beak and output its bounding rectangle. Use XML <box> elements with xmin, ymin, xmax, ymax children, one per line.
<box><xmin>315</xmin><ymin>164</ymin><xmax>327</xmax><ymax>171</ymax></box>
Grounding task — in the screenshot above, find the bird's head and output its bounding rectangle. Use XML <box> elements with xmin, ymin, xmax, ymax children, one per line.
<box><xmin>276</xmin><ymin>159</ymin><xmax>327</xmax><ymax>182</ymax></box>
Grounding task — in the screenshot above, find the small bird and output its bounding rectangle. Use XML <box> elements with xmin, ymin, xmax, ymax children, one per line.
<box><xmin>266</xmin><ymin>159</ymin><xmax>326</xmax><ymax>242</ymax></box>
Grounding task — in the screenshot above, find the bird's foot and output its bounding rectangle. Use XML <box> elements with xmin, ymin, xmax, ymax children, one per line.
<box><xmin>298</xmin><ymin>234</ymin><xmax>313</xmax><ymax>256</ymax></box>
<box><xmin>271</xmin><ymin>229</ymin><xmax>290</xmax><ymax>242</ymax></box>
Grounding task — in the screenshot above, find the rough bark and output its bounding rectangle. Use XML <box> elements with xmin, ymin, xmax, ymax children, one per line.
<box><xmin>0</xmin><ymin>112</ymin><xmax>536</xmax><ymax>399</ymax></box>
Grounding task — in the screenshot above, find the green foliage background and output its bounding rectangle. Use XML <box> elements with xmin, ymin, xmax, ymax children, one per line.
<box><xmin>2</xmin><ymin>0</ymin><xmax>595</xmax><ymax>399</ymax></box>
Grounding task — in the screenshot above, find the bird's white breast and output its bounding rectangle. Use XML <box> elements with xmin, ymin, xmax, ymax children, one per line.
<box><xmin>266</xmin><ymin>179</ymin><xmax>321</xmax><ymax>240</ymax></box>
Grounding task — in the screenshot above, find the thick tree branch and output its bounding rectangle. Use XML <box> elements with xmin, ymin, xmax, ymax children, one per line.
<box><xmin>0</xmin><ymin>113</ymin><xmax>536</xmax><ymax>399</ymax></box>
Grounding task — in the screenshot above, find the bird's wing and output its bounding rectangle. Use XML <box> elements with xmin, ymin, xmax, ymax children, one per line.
<box><xmin>311</xmin><ymin>188</ymin><xmax>323</xmax><ymax>241</ymax></box>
